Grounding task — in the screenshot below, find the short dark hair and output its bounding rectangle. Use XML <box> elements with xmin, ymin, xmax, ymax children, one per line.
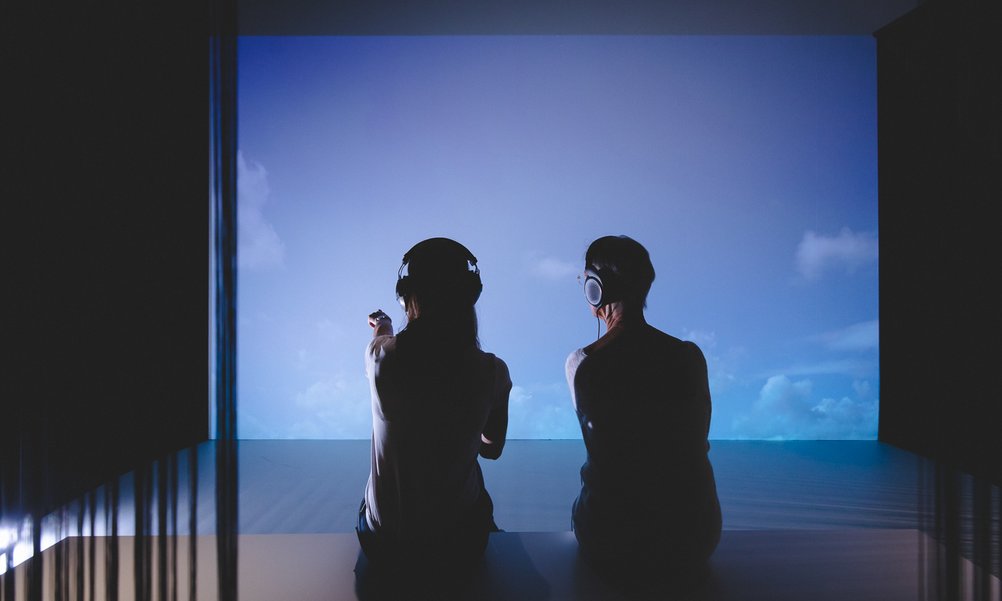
<box><xmin>585</xmin><ymin>235</ymin><xmax>656</xmax><ymax>308</ymax></box>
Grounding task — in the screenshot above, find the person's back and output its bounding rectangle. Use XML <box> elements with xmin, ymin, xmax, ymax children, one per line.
<box><xmin>566</xmin><ymin>235</ymin><xmax>721</xmax><ymax>578</ymax></box>
<box><xmin>568</xmin><ymin>325</ymin><xmax>720</xmax><ymax>569</ymax></box>
<box><xmin>365</xmin><ymin>323</ymin><xmax>509</xmax><ymax>540</ymax></box>
<box><xmin>356</xmin><ymin>238</ymin><xmax>510</xmax><ymax>579</ymax></box>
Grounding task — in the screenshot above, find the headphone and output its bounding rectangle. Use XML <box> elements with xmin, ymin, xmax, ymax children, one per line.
<box><xmin>581</xmin><ymin>265</ymin><xmax>622</xmax><ymax>308</ymax></box>
<box><xmin>395</xmin><ymin>237</ymin><xmax>482</xmax><ymax>309</ymax></box>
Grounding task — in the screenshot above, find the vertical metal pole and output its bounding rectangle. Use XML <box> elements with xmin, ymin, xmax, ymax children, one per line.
<box><xmin>209</xmin><ymin>0</ymin><xmax>238</xmax><ymax>597</ymax></box>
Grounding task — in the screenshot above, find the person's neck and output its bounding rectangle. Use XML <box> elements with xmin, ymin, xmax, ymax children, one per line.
<box><xmin>601</xmin><ymin>303</ymin><xmax>646</xmax><ymax>333</ymax></box>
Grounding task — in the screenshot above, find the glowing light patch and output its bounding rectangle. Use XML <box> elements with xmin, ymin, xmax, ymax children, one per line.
<box><xmin>40</xmin><ymin>530</ymin><xmax>58</xmax><ymax>552</ymax></box>
<box><xmin>0</xmin><ymin>553</ymin><xmax>6</xmax><ymax>575</ymax></box>
<box><xmin>12</xmin><ymin>542</ymin><xmax>33</xmax><ymax>567</ymax></box>
<box><xmin>0</xmin><ymin>525</ymin><xmax>15</xmax><ymax>549</ymax></box>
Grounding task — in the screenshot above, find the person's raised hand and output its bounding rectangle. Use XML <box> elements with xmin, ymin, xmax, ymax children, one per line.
<box><xmin>368</xmin><ymin>309</ymin><xmax>391</xmax><ymax>329</ymax></box>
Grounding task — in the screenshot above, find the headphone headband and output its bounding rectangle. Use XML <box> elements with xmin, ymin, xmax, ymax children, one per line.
<box><xmin>401</xmin><ymin>237</ymin><xmax>478</xmax><ymax>271</ymax></box>
<box><xmin>396</xmin><ymin>237</ymin><xmax>482</xmax><ymax>308</ymax></box>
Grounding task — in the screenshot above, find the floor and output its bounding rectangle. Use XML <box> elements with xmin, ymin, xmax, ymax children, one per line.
<box><xmin>2</xmin><ymin>440</ymin><xmax>999</xmax><ymax>600</ymax></box>
<box><xmin>13</xmin><ymin>528</ymin><xmax>996</xmax><ymax>601</ymax></box>
<box><xmin>74</xmin><ymin>439</ymin><xmax>929</xmax><ymax>535</ymax></box>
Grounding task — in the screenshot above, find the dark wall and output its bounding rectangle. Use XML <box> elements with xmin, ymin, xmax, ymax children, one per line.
<box><xmin>235</xmin><ymin>0</ymin><xmax>918</xmax><ymax>35</ymax></box>
<box><xmin>3</xmin><ymin>1</ymin><xmax>210</xmax><ymax>518</ymax></box>
<box><xmin>876</xmin><ymin>0</ymin><xmax>1002</xmax><ymax>484</ymax></box>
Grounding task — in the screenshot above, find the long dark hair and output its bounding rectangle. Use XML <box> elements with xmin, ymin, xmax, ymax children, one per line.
<box><xmin>401</xmin><ymin>300</ymin><xmax>480</xmax><ymax>351</ymax></box>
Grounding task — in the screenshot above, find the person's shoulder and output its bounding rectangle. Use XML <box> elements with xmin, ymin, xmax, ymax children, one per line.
<box><xmin>475</xmin><ymin>349</ymin><xmax>510</xmax><ymax>376</ymax></box>
<box><xmin>366</xmin><ymin>334</ymin><xmax>398</xmax><ymax>361</ymax></box>
<box><xmin>643</xmin><ymin>326</ymin><xmax>707</xmax><ymax>359</ymax></box>
<box><xmin>663</xmin><ymin>330</ymin><xmax>707</xmax><ymax>366</ymax></box>
<box><xmin>643</xmin><ymin>324</ymin><xmax>679</xmax><ymax>344</ymax></box>
<box><xmin>494</xmin><ymin>355</ymin><xmax>512</xmax><ymax>384</ymax></box>
<box><xmin>684</xmin><ymin>339</ymin><xmax>707</xmax><ymax>366</ymax></box>
<box><xmin>477</xmin><ymin>350</ymin><xmax>512</xmax><ymax>393</ymax></box>
<box><xmin>364</xmin><ymin>334</ymin><xmax>398</xmax><ymax>380</ymax></box>
<box><xmin>565</xmin><ymin>348</ymin><xmax>588</xmax><ymax>389</ymax></box>
<box><xmin>565</xmin><ymin>347</ymin><xmax>587</xmax><ymax>373</ymax></box>
<box><xmin>645</xmin><ymin>325</ymin><xmax>688</xmax><ymax>347</ymax></box>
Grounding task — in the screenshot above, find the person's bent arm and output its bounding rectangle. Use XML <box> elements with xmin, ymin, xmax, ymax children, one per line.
<box><xmin>479</xmin><ymin>359</ymin><xmax>511</xmax><ymax>460</ymax></box>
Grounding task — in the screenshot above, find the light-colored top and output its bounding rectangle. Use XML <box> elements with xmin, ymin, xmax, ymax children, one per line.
<box><xmin>363</xmin><ymin>332</ymin><xmax>511</xmax><ymax>537</ymax></box>
<box><xmin>565</xmin><ymin>348</ymin><xmax>587</xmax><ymax>411</ymax></box>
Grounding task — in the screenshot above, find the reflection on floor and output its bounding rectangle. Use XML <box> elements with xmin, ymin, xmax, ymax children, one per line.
<box><xmin>2</xmin><ymin>441</ymin><xmax>999</xmax><ymax>600</ymax></box>
<box><xmin>9</xmin><ymin>529</ymin><xmax>1000</xmax><ymax>601</ymax></box>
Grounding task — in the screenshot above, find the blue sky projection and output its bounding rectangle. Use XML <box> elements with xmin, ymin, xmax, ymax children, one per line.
<box><xmin>236</xmin><ymin>35</ymin><xmax>878</xmax><ymax>440</ymax></box>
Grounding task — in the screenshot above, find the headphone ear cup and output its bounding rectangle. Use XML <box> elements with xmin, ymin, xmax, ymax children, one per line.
<box><xmin>468</xmin><ymin>272</ymin><xmax>483</xmax><ymax>304</ymax></box>
<box><xmin>584</xmin><ymin>276</ymin><xmax>604</xmax><ymax>307</ymax></box>
<box><xmin>395</xmin><ymin>275</ymin><xmax>410</xmax><ymax>308</ymax></box>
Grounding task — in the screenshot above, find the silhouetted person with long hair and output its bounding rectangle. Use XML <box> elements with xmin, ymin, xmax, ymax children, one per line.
<box><xmin>355</xmin><ymin>237</ymin><xmax>511</xmax><ymax>589</ymax></box>
<box><xmin>566</xmin><ymin>235</ymin><xmax>721</xmax><ymax>587</ymax></box>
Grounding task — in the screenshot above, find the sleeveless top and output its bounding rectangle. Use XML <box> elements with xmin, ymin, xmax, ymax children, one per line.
<box><xmin>565</xmin><ymin>325</ymin><xmax>721</xmax><ymax>559</ymax></box>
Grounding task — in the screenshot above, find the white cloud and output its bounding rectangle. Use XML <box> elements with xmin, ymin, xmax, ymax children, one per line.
<box><xmin>292</xmin><ymin>374</ymin><xmax>371</xmax><ymax>438</ymax></box>
<box><xmin>809</xmin><ymin>391</ymin><xmax>879</xmax><ymax>438</ymax></box>
<box><xmin>509</xmin><ymin>385</ymin><xmax>532</xmax><ymax>405</ymax></box>
<box><xmin>768</xmin><ymin>358</ymin><xmax>875</xmax><ymax>379</ymax></box>
<box><xmin>681</xmin><ymin>329</ymin><xmax>717</xmax><ymax>351</ymax></box>
<box><xmin>506</xmin><ymin>382</ymin><xmax>580</xmax><ymax>439</ymax></box>
<box><xmin>526</xmin><ymin>253</ymin><xmax>580</xmax><ymax>281</ymax></box>
<box><xmin>754</xmin><ymin>375</ymin><xmax>815</xmax><ymax>421</ymax></box>
<box><xmin>681</xmin><ymin>329</ymin><xmax>745</xmax><ymax>395</ymax></box>
<box><xmin>730</xmin><ymin>375</ymin><xmax>878</xmax><ymax>439</ymax></box>
<box><xmin>815</xmin><ymin>320</ymin><xmax>879</xmax><ymax>352</ymax></box>
<box><xmin>757</xmin><ymin>320</ymin><xmax>878</xmax><ymax>390</ymax></box>
<box><xmin>296</xmin><ymin>375</ymin><xmax>351</xmax><ymax>409</ymax></box>
<box><xmin>795</xmin><ymin>227</ymin><xmax>877</xmax><ymax>280</ymax></box>
<box><xmin>237</xmin><ymin>151</ymin><xmax>286</xmax><ymax>271</ymax></box>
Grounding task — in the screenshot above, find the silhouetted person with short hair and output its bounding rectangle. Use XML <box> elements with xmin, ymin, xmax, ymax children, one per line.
<box><xmin>355</xmin><ymin>237</ymin><xmax>511</xmax><ymax>588</ymax></box>
<box><xmin>566</xmin><ymin>235</ymin><xmax>721</xmax><ymax>585</ymax></box>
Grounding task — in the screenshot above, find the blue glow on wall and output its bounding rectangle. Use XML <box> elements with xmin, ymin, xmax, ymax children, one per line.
<box><xmin>236</xmin><ymin>35</ymin><xmax>878</xmax><ymax>440</ymax></box>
